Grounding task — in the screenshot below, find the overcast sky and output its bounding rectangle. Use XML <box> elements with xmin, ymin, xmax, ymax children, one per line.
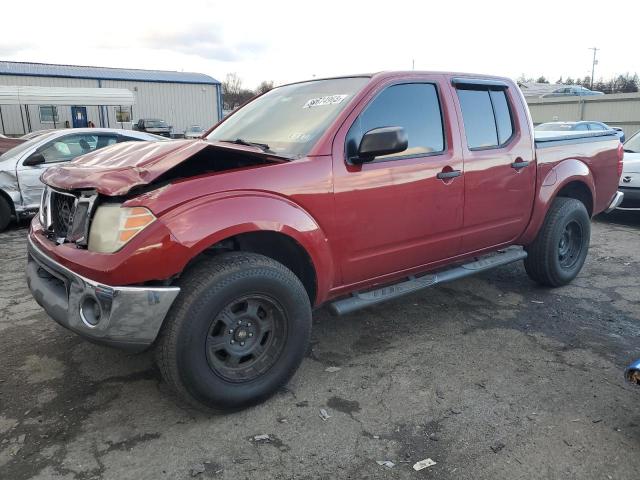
<box><xmin>2</xmin><ymin>0</ymin><xmax>638</xmax><ymax>89</ymax></box>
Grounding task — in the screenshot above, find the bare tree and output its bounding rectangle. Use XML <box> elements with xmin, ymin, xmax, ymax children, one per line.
<box><xmin>222</xmin><ymin>73</ymin><xmax>257</xmax><ymax>111</ymax></box>
<box><xmin>256</xmin><ymin>80</ymin><xmax>274</xmax><ymax>95</ymax></box>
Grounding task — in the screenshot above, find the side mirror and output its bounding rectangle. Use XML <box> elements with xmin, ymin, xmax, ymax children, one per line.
<box><xmin>23</xmin><ymin>152</ymin><xmax>45</xmax><ymax>166</ymax></box>
<box><xmin>353</xmin><ymin>127</ymin><xmax>408</xmax><ymax>164</ymax></box>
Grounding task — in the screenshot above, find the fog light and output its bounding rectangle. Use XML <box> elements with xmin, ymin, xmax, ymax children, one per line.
<box><xmin>80</xmin><ymin>296</ymin><xmax>102</xmax><ymax>327</ymax></box>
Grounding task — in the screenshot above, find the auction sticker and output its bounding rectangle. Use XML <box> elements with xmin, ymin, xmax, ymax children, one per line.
<box><xmin>303</xmin><ymin>94</ymin><xmax>348</xmax><ymax>108</ymax></box>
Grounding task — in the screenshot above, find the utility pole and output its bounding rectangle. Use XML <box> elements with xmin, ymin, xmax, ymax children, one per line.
<box><xmin>589</xmin><ymin>47</ymin><xmax>599</xmax><ymax>89</ymax></box>
<box><xmin>412</xmin><ymin>59</ymin><xmax>415</xmax><ymax>70</ymax></box>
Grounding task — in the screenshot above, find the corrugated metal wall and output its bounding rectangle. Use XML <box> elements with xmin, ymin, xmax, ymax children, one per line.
<box><xmin>527</xmin><ymin>93</ymin><xmax>640</xmax><ymax>138</ymax></box>
<box><xmin>100</xmin><ymin>79</ymin><xmax>218</xmax><ymax>133</ymax></box>
<box><xmin>0</xmin><ymin>74</ymin><xmax>219</xmax><ymax>136</ymax></box>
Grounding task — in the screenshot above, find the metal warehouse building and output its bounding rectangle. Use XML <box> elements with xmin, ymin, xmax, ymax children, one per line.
<box><xmin>0</xmin><ymin>61</ymin><xmax>221</xmax><ymax>136</ymax></box>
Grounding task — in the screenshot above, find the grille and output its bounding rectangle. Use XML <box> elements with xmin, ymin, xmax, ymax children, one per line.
<box><xmin>50</xmin><ymin>191</ymin><xmax>77</xmax><ymax>239</ymax></box>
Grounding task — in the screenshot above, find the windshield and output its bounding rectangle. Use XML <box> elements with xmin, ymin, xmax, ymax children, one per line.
<box><xmin>624</xmin><ymin>130</ymin><xmax>640</xmax><ymax>153</ymax></box>
<box><xmin>187</xmin><ymin>126</ymin><xmax>203</xmax><ymax>132</ymax></box>
<box><xmin>208</xmin><ymin>77</ymin><xmax>370</xmax><ymax>158</ymax></box>
<box><xmin>535</xmin><ymin>123</ymin><xmax>576</xmax><ymax>131</ymax></box>
<box><xmin>146</xmin><ymin>120</ymin><xmax>168</xmax><ymax>128</ymax></box>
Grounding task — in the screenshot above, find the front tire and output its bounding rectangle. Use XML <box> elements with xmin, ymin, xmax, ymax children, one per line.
<box><xmin>0</xmin><ymin>196</ymin><xmax>11</xmax><ymax>232</ymax></box>
<box><xmin>155</xmin><ymin>252</ymin><xmax>312</xmax><ymax>413</ymax></box>
<box><xmin>524</xmin><ymin>197</ymin><xmax>591</xmax><ymax>287</ymax></box>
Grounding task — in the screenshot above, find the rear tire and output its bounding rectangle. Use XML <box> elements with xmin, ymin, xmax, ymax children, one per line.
<box><xmin>0</xmin><ymin>196</ymin><xmax>12</xmax><ymax>232</ymax></box>
<box><xmin>524</xmin><ymin>197</ymin><xmax>590</xmax><ymax>287</ymax></box>
<box><xmin>155</xmin><ymin>252</ymin><xmax>312</xmax><ymax>413</ymax></box>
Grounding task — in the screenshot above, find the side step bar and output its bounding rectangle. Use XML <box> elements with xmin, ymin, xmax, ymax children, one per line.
<box><xmin>329</xmin><ymin>247</ymin><xmax>527</xmax><ymax>316</ymax></box>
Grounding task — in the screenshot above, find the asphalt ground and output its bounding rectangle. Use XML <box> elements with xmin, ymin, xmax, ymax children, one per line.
<box><xmin>1</xmin><ymin>210</ymin><xmax>639</xmax><ymax>479</ymax></box>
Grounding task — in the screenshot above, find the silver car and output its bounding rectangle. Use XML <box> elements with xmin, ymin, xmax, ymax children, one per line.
<box><xmin>541</xmin><ymin>86</ymin><xmax>604</xmax><ymax>98</ymax></box>
<box><xmin>0</xmin><ymin>128</ymin><xmax>164</xmax><ymax>231</ymax></box>
<box><xmin>184</xmin><ymin>125</ymin><xmax>205</xmax><ymax>139</ymax></box>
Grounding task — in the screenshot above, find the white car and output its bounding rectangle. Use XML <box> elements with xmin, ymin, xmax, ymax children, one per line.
<box><xmin>620</xmin><ymin>131</ymin><xmax>640</xmax><ymax>209</ymax></box>
<box><xmin>184</xmin><ymin>125</ymin><xmax>205</xmax><ymax>139</ymax></box>
<box><xmin>0</xmin><ymin>128</ymin><xmax>165</xmax><ymax>231</ymax></box>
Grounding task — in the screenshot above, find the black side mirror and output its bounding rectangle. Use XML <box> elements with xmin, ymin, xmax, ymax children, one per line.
<box><xmin>353</xmin><ymin>127</ymin><xmax>408</xmax><ymax>164</ymax></box>
<box><xmin>23</xmin><ymin>152</ymin><xmax>45</xmax><ymax>166</ymax></box>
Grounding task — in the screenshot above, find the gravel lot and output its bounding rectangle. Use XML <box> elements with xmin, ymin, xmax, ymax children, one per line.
<box><xmin>1</xmin><ymin>212</ymin><xmax>639</xmax><ymax>480</ymax></box>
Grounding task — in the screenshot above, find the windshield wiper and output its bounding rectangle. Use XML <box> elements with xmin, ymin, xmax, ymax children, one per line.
<box><xmin>624</xmin><ymin>149</ymin><xmax>637</xmax><ymax>153</ymax></box>
<box><xmin>219</xmin><ymin>138</ymin><xmax>273</xmax><ymax>153</ymax></box>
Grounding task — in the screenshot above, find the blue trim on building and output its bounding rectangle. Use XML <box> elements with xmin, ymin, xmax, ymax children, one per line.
<box><xmin>216</xmin><ymin>84</ymin><xmax>223</xmax><ymax>122</ymax></box>
<box><xmin>0</xmin><ymin>61</ymin><xmax>220</xmax><ymax>85</ymax></box>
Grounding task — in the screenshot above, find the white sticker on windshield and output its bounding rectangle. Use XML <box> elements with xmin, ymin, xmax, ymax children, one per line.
<box><xmin>303</xmin><ymin>94</ymin><xmax>348</xmax><ymax>108</ymax></box>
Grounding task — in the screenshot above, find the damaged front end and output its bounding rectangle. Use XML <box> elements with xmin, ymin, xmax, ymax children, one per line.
<box><xmin>37</xmin><ymin>139</ymin><xmax>287</xmax><ymax>251</ymax></box>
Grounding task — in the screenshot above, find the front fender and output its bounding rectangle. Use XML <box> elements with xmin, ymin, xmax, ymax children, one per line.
<box><xmin>518</xmin><ymin>159</ymin><xmax>595</xmax><ymax>245</ymax></box>
<box><xmin>159</xmin><ymin>191</ymin><xmax>334</xmax><ymax>303</ymax></box>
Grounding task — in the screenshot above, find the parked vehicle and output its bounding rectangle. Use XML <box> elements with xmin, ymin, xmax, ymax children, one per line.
<box><xmin>535</xmin><ymin>121</ymin><xmax>625</xmax><ymax>142</ymax></box>
<box><xmin>184</xmin><ymin>125</ymin><xmax>205</xmax><ymax>139</ymax></box>
<box><xmin>541</xmin><ymin>86</ymin><xmax>604</xmax><ymax>98</ymax></box>
<box><xmin>133</xmin><ymin>118</ymin><xmax>172</xmax><ymax>137</ymax></box>
<box><xmin>0</xmin><ymin>128</ymin><xmax>165</xmax><ymax>231</ymax></box>
<box><xmin>620</xmin><ymin>130</ymin><xmax>640</xmax><ymax>208</ymax></box>
<box><xmin>26</xmin><ymin>71</ymin><xmax>623</xmax><ymax>412</ymax></box>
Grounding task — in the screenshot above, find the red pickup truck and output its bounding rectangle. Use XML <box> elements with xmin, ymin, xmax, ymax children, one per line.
<box><xmin>26</xmin><ymin>72</ymin><xmax>624</xmax><ymax>412</ymax></box>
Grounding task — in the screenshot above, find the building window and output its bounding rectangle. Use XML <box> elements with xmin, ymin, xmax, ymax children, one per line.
<box><xmin>39</xmin><ymin>106</ymin><xmax>59</xmax><ymax>123</ymax></box>
<box><xmin>115</xmin><ymin>106</ymin><xmax>132</xmax><ymax>123</ymax></box>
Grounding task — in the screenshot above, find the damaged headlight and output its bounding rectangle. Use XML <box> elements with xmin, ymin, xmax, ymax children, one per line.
<box><xmin>39</xmin><ymin>187</ymin><xmax>50</xmax><ymax>228</ymax></box>
<box><xmin>88</xmin><ymin>204</ymin><xmax>155</xmax><ymax>253</ymax></box>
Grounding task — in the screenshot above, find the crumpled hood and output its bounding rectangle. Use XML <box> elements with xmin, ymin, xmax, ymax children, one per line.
<box><xmin>41</xmin><ymin>139</ymin><xmax>278</xmax><ymax>196</ymax></box>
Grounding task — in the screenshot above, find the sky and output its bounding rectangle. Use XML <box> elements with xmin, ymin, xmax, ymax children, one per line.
<box><xmin>1</xmin><ymin>0</ymin><xmax>638</xmax><ymax>89</ymax></box>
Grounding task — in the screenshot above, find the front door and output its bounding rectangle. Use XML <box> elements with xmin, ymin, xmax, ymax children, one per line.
<box><xmin>331</xmin><ymin>79</ymin><xmax>465</xmax><ymax>287</ymax></box>
<box><xmin>450</xmin><ymin>80</ymin><xmax>536</xmax><ymax>253</ymax></box>
<box><xmin>71</xmin><ymin>106</ymin><xmax>88</xmax><ymax>128</ymax></box>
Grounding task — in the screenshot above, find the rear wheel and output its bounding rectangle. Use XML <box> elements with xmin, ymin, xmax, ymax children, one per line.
<box><xmin>0</xmin><ymin>196</ymin><xmax>12</xmax><ymax>232</ymax></box>
<box><xmin>155</xmin><ymin>252</ymin><xmax>312</xmax><ymax>413</ymax></box>
<box><xmin>524</xmin><ymin>197</ymin><xmax>591</xmax><ymax>287</ymax></box>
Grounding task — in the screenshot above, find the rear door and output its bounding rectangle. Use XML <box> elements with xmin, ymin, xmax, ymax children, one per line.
<box><xmin>450</xmin><ymin>78</ymin><xmax>536</xmax><ymax>253</ymax></box>
<box><xmin>331</xmin><ymin>77</ymin><xmax>465</xmax><ymax>286</ymax></box>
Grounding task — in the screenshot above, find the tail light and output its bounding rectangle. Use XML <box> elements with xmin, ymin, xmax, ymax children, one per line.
<box><xmin>617</xmin><ymin>142</ymin><xmax>624</xmax><ymax>178</ymax></box>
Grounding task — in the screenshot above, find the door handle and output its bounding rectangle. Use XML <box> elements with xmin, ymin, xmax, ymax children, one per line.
<box><xmin>511</xmin><ymin>159</ymin><xmax>530</xmax><ymax>169</ymax></box>
<box><xmin>436</xmin><ymin>169</ymin><xmax>462</xmax><ymax>180</ymax></box>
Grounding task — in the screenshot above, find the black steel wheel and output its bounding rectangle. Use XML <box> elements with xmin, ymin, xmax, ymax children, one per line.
<box><xmin>525</xmin><ymin>197</ymin><xmax>591</xmax><ymax>287</ymax></box>
<box><xmin>206</xmin><ymin>295</ymin><xmax>287</xmax><ymax>383</ymax></box>
<box><xmin>557</xmin><ymin>220</ymin><xmax>583</xmax><ymax>269</ymax></box>
<box><xmin>155</xmin><ymin>252</ymin><xmax>312</xmax><ymax>413</ymax></box>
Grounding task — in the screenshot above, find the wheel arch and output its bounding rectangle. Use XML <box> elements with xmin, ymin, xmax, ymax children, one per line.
<box><xmin>518</xmin><ymin>158</ymin><xmax>595</xmax><ymax>245</ymax></box>
<box><xmin>161</xmin><ymin>193</ymin><xmax>334</xmax><ymax>305</ymax></box>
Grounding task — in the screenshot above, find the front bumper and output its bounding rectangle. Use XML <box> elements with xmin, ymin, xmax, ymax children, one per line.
<box><xmin>605</xmin><ymin>190</ymin><xmax>624</xmax><ymax>213</ymax></box>
<box><xmin>26</xmin><ymin>237</ymin><xmax>180</xmax><ymax>352</ymax></box>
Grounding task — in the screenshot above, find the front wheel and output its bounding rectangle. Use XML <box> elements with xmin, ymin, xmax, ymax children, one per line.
<box><xmin>155</xmin><ymin>252</ymin><xmax>312</xmax><ymax>413</ymax></box>
<box><xmin>524</xmin><ymin>197</ymin><xmax>591</xmax><ymax>287</ymax></box>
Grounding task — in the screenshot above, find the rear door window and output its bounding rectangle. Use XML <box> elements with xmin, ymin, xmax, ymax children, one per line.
<box><xmin>456</xmin><ymin>86</ymin><xmax>515</xmax><ymax>150</ymax></box>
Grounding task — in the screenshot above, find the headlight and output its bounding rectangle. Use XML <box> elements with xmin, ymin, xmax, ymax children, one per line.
<box><xmin>39</xmin><ymin>187</ymin><xmax>49</xmax><ymax>227</ymax></box>
<box><xmin>88</xmin><ymin>204</ymin><xmax>155</xmax><ymax>253</ymax></box>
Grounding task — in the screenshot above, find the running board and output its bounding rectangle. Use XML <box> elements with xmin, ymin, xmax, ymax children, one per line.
<box><xmin>329</xmin><ymin>247</ymin><xmax>527</xmax><ymax>316</ymax></box>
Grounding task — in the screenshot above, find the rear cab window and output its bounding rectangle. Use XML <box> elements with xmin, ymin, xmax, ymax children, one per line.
<box><xmin>454</xmin><ymin>81</ymin><xmax>515</xmax><ymax>150</ymax></box>
<box><xmin>346</xmin><ymin>82</ymin><xmax>445</xmax><ymax>161</ymax></box>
